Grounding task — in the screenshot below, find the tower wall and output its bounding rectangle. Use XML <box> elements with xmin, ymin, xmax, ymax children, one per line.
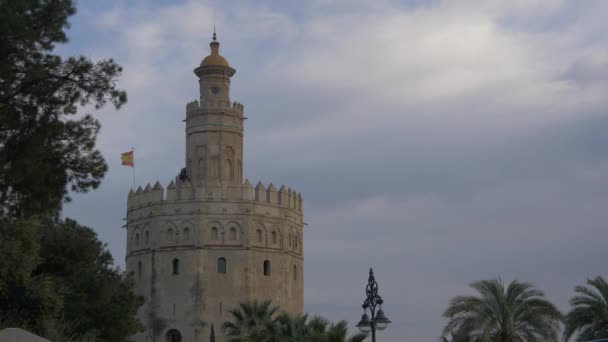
<box><xmin>125</xmin><ymin>180</ymin><xmax>304</xmax><ymax>342</ymax></box>
<box><xmin>185</xmin><ymin>100</ymin><xmax>245</xmax><ymax>187</ymax></box>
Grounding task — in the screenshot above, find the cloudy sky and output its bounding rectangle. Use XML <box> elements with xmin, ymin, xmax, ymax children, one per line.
<box><xmin>60</xmin><ymin>0</ymin><xmax>608</xmax><ymax>340</ymax></box>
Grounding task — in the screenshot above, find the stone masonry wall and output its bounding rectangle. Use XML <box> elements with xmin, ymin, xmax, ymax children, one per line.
<box><xmin>125</xmin><ymin>180</ymin><xmax>304</xmax><ymax>342</ymax></box>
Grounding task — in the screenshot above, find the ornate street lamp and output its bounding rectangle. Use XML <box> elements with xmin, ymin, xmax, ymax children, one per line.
<box><xmin>356</xmin><ymin>268</ymin><xmax>391</xmax><ymax>341</ymax></box>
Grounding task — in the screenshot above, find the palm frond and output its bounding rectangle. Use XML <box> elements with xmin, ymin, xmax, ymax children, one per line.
<box><xmin>564</xmin><ymin>276</ymin><xmax>608</xmax><ymax>341</ymax></box>
<box><xmin>442</xmin><ymin>277</ymin><xmax>562</xmax><ymax>342</ymax></box>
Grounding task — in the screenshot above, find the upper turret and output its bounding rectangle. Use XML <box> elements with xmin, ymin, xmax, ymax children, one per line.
<box><xmin>185</xmin><ymin>32</ymin><xmax>244</xmax><ymax>188</ymax></box>
<box><xmin>193</xmin><ymin>31</ymin><xmax>236</xmax><ymax>106</ymax></box>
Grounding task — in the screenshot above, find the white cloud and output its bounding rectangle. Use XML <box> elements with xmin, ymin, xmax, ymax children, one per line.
<box><xmin>95</xmin><ymin>5</ymin><xmax>125</xmax><ymax>29</ymax></box>
<box><xmin>245</xmin><ymin>0</ymin><xmax>607</xmax><ymax>147</ymax></box>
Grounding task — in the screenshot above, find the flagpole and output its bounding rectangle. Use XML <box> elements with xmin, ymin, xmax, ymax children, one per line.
<box><xmin>132</xmin><ymin>147</ymin><xmax>136</xmax><ymax>189</ymax></box>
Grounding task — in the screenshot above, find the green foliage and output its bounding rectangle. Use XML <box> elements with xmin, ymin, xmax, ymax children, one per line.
<box><xmin>0</xmin><ymin>218</ymin><xmax>143</xmax><ymax>341</ymax></box>
<box><xmin>440</xmin><ymin>330</ymin><xmax>481</xmax><ymax>342</ymax></box>
<box><xmin>0</xmin><ymin>0</ymin><xmax>127</xmax><ymax>218</ymax></box>
<box><xmin>268</xmin><ymin>312</ymin><xmax>311</xmax><ymax>342</ymax></box>
<box><xmin>223</xmin><ymin>300</ymin><xmax>280</xmax><ymax>342</ymax></box>
<box><xmin>299</xmin><ymin>316</ymin><xmax>366</xmax><ymax>342</ymax></box>
<box><xmin>0</xmin><ymin>218</ymin><xmax>61</xmax><ymax>335</ymax></box>
<box><xmin>37</xmin><ymin>218</ymin><xmax>144</xmax><ymax>341</ymax></box>
<box><xmin>0</xmin><ymin>1</ymin><xmax>139</xmax><ymax>340</ymax></box>
<box><xmin>222</xmin><ymin>301</ymin><xmax>365</xmax><ymax>342</ymax></box>
<box><xmin>441</xmin><ymin>278</ymin><xmax>563</xmax><ymax>342</ymax></box>
<box><xmin>564</xmin><ymin>276</ymin><xmax>608</xmax><ymax>341</ymax></box>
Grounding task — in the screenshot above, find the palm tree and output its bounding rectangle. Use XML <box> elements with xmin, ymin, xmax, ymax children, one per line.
<box><xmin>440</xmin><ymin>330</ymin><xmax>480</xmax><ymax>342</ymax></box>
<box><xmin>301</xmin><ymin>315</ymin><xmax>366</xmax><ymax>342</ymax></box>
<box><xmin>442</xmin><ymin>278</ymin><xmax>562</xmax><ymax>342</ymax></box>
<box><xmin>564</xmin><ymin>276</ymin><xmax>608</xmax><ymax>341</ymax></box>
<box><xmin>223</xmin><ymin>301</ymin><xmax>365</xmax><ymax>342</ymax></box>
<box><xmin>267</xmin><ymin>312</ymin><xmax>309</xmax><ymax>342</ymax></box>
<box><xmin>321</xmin><ymin>320</ymin><xmax>366</xmax><ymax>342</ymax></box>
<box><xmin>223</xmin><ymin>300</ymin><xmax>279</xmax><ymax>342</ymax></box>
<box><xmin>271</xmin><ymin>313</ymin><xmax>365</xmax><ymax>342</ymax></box>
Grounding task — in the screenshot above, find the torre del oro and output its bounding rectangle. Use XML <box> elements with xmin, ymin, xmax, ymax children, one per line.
<box><xmin>124</xmin><ymin>33</ymin><xmax>305</xmax><ymax>342</ymax></box>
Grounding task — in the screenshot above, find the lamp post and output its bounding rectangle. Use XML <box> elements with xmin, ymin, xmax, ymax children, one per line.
<box><xmin>356</xmin><ymin>268</ymin><xmax>391</xmax><ymax>342</ymax></box>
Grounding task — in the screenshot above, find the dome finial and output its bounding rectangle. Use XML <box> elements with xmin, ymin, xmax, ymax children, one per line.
<box><xmin>209</xmin><ymin>25</ymin><xmax>219</xmax><ymax>55</ymax></box>
<box><xmin>196</xmin><ymin>26</ymin><xmax>233</xmax><ymax>71</ymax></box>
<box><xmin>213</xmin><ymin>12</ymin><xmax>217</xmax><ymax>42</ymax></box>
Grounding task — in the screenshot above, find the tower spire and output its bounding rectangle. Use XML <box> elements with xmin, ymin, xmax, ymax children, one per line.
<box><xmin>213</xmin><ymin>13</ymin><xmax>217</xmax><ymax>41</ymax></box>
<box><xmin>209</xmin><ymin>26</ymin><xmax>220</xmax><ymax>56</ymax></box>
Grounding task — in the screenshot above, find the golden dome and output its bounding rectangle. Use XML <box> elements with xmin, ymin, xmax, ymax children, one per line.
<box><xmin>200</xmin><ymin>53</ymin><xmax>229</xmax><ymax>67</ymax></box>
<box><xmin>200</xmin><ymin>33</ymin><xmax>230</xmax><ymax>67</ymax></box>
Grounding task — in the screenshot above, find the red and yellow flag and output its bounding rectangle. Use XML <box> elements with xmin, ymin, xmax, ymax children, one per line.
<box><xmin>121</xmin><ymin>151</ymin><xmax>134</xmax><ymax>167</ymax></box>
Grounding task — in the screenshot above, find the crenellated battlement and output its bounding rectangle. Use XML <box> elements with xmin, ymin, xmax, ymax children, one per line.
<box><xmin>185</xmin><ymin>99</ymin><xmax>244</xmax><ymax>117</ymax></box>
<box><xmin>186</xmin><ymin>100</ymin><xmax>199</xmax><ymax>113</ymax></box>
<box><xmin>127</xmin><ymin>178</ymin><xmax>303</xmax><ymax>213</ymax></box>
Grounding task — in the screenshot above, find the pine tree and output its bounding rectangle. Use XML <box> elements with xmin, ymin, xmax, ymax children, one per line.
<box><xmin>0</xmin><ymin>0</ymin><xmax>127</xmax><ymax>218</ymax></box>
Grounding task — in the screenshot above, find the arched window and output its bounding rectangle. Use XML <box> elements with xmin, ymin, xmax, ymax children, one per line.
<box><xmin>217</xmin><ymin>257</ymin><xmax>227</xmax><ymax>274</ymax></box>
<box><xmin>135</xmin><ymin>233</ymin><xmax>140</xmax><ymax>246</ymax></box>
<box><xmin>256</xmin><ymin>229</ymin><xmax>262</xmax><ymax>242</ymax></box>
<box><xmin>172</xmin><ymin>258</ymin><xmax>179</xmax><ymax>275</ymax></box>
<box><xmin>211</xmin><ymin>227</ymin><xmax>218</xmax><ymax>240</ymax></box>
<box><xmin>165</xmin><ymin>329</ymin><xmax>182</xmax><ymax>342</ymax></box>
<box><xmin>288</xmin><ymin>233</ymin><xmax>292</xmax><ymax>247</ymax></box>
<box><xmin>293</xmin><ymin>264</ymin><xmax>297</xmax><ymax>280</ymax></box>
<box><xmin>271</xmin><ymin>231</ymin><xmax>277</xmax><ymax>244</ymax></box>
<box><xmin>183</xmin><ymin>228</ymin><xmax>190</xmax><ymax>240</ymax></box>
<box><xmin>295</xmin><ymin>236</ymin><xmax>299</xmax><ymax>250</ymax></box>
<box><xmin>225</xmin><ymin>159</ymin><xmax>233</xmax><ymax>180</ymax></box>
<box><xmin>138</xmin><ymin>261</ymin><xmax>142</xmax><ymax>279</ymax></box>
<box><xmin>229</xmin><ymin>227</ymin><xmax>237</xmax><ymax>240</ymax></box>
<box><xmin>263</xmin><ymin>260</ymin><xmax>271</xmax><ymax>276</ymax></box>
<box><xmin>211</xmin><ymin>157</ymin><xmax>219</xmax><ymax>177</ymax></box>
<box><xmin>144</xmin><ymin>230</ymin><xmax>149</xmax><ymax>244</ymax></box>
<box><xmin>166</xmin><ymin>228</ymin><xmax>174</xmax><ymax>241</ymax></box>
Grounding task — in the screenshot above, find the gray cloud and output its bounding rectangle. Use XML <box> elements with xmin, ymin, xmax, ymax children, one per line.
<box><xmin>562</xmin><ymin>52</ymin><xmax>608</xmax><ymax>86</ymax></box>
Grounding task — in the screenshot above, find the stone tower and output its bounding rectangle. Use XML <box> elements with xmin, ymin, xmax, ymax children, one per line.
<box><xmin>125</xmin><ymin>33</ymin><xmax>304</xmax><ymax>342</ymax></box>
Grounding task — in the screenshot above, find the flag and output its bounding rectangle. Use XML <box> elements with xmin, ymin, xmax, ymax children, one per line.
<box><xmin>121</xmin><ymin>151</ymin><xmax>134</xmax><ymax>167</ymax></box>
